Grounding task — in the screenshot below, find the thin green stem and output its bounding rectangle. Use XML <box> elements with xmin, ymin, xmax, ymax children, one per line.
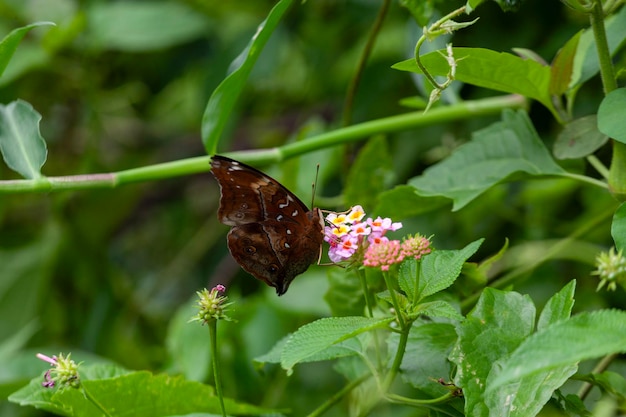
<box><xmin>382</xmin><ymin>271</ymin><xmax>406</xmax><ymax>329</ymax></box>
<box><xmin>586</xmin><ymin>155</ymin><xmax>610</xmax><ymax>179</ymax></box>
<box><xmin>342</xmin><ymin>0</ymin><xmax>390</xmax><ymax>126</ymax></box>
<box><xmin>208</xmin><ymin>320</ymin><xmax>227</xmax><ymax>417</ymax></box>
<box><xmin>382</xmin><ymin>318</ymin><xmax>410</xmax><ymax>391</ymax></box>
<box><xmin>385</xmin><ymin>391</ymin><xmax>454</xmax><ymax>406</ymax></box>
<box><xmin>356</xmin><ymin>268</ymin><xmax>384</xmax><ymax>370</ymax></box>
<box><xmin>306</xmin><ymin>373</ymin><xmax>370</xmax><ymax>417</ymax></box>
<box><xmin>589</xmin><ymin>0</ymin><xmax>617</xmax><ymax>94</ymax></box>
<box><xmin>577</xmin><ymin>353</ymin><xmax>618</xmax><ymax>400</ymax></box>
<box><xmin>0</xmin><ymin>95</ymin><xmax>525</xmax><ymax>194</ymax></box>
<box><xmin>82</xmin><ymin>387</ymin><xmax>113</xmax><ymax>417</ymax></box>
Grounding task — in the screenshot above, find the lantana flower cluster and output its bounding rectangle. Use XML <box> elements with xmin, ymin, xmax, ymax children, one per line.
<box><xmin>324</xmin><ymin>205</ymin><xmax>432</xmax><ymax>271</ymax></box>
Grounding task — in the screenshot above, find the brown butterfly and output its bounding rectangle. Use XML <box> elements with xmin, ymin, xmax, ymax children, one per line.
<box><xmin>210</xmin><ymin>155</ymin><xmax>324</xmax><ymax>295</ymax></box>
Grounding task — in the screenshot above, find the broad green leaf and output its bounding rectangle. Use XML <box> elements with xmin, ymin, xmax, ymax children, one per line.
<box><xmin>460</xmin><ymin>239</ymin><xmax>509</xmax><ymax>292</ymax></box>
<box><xmin>10</xmin><ymin>365</ymin><xmax>276</xmax><ymax>416</ymax></box>
<box><xmin>0</xmin><ymin>100</ymin><xmax>48</xmax><ymax>179</ymax></box>
<box><xmin>488</xmin><ymin>310</ymin><xmax>626</xmax><ymax>391</ymax></box>
<box><xmin>414</xmin><ymin>300</ymin><xmax>463</xmax><ymax>321</ymax></box>
<box><xmin>537</xmin><ymin>280</ymin><xmax>576</xmax><ymax>331</ymax></box>
<box><xmin>390</xmin><ymin>322</ymin><xmax>459</xmax><ymax>399</ymax></box>
<box><xmin>554</xmin><ymin>115</ymin><xmax>608</xmax><ymax>159</ymax></box>
<box><xmin>550</xmin><ymin>30</ymin><xmax>581</xmax><ymax>96</ymax></box>
<box><xmin>417</xmin><ymin>239</ymin><xmax>483</xmax><ymax>303</ymax></box>
<box><xmin>375</xmin><ymin>184</ymin><xmax>449</xmax><ymax>219</ymax></box>
<box><xmin>612</xmin><ymin>202</ymin><xmax>626</xmax><ymax>251</ymax></box>
<box><xmin>281</xmin><ymin>316</ymin><xmax>393</xmax><ymax>374</ymax></box>
<box><xmin>86</xmin><ymin>2</ymin><xmax>210</xmax><ymax>52</ymax></box>
<box><xmin>571</xmin><ymin>6</ymin><xmax>626</xmax><ymax>88</ymax></box>
<box><xmin>450</xmin><ymin>288</ymin><xmax>536</xmax><ymax>417</ymax></box>
<box><xmin>344</xmin><ymin>136</ymin><xmax>393</xmax><ymax>212</ymax></box>
<box><xmin>0</xmin><ymin>22</ymin><xmax>54</xmax><ymax>78</ymax></box>
<box><xmin>598</xmin><ymin>88</ymin><xmax>626</xmax><ymax>144</ymax></box>
<box><xmin>408</xmin><ymin>110</ymin><xmax>565</xmax><ymax>211</ymax></box>
<box><xmin>393</xmin><ymin>48</ymin><xmax>553</xmax><ymax>113</ymax></box>
<box><xmin>202</xmin><ymin>0</ymin><xmax>293</xmax><ymax>154</ymax></box>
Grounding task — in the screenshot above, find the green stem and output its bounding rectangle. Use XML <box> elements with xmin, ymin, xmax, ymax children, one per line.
<box><xmin>385</xmin><ymin>391</ymin><xmax>454</xmax><ymax>407</ymax></box>
<box><xmin>306</xmin><ymin>373</ymin><xmax>370</xmax><ymax>417</ymax></box>
<box><xmin>357</xmin><ymin>268</ymin><xmax>383</xmax><ymax>370</ymax></box>
<box><xmin>342</xmin><ymin>0</ymin><xmax>390</xmax><ymax>126</ymax></box>
<box><xmin>588</xmin><ymin>0</ymin><xmax>617</xmax><ymax>94</ymax></box>
<box><xmin>382</xmin><ymin>318</ymin><xmax>410</xmax><ymax>391</ymax></box>
<box><xmin>0</xmin><ymin>95</ymin><xmax>525</xmax><ymax>194</ymax></box>
<box><xmin>577</xmin><ymin>353</ymin><xmax>618</xmax><ymax>400</ymax></box>
<box><xmin>208</xmin><ymin>320</ymin><xmax>227</xmax><ymax>417</ymax></box>
<box><xmin>382</xmin><ymin>271</ymin><xmax>406</xmax><ymax>329</ymax></box>
<box><xmin>82</xmin><ymin>386</ymin><xmax>113</xmax><ymax>417</ymax></box>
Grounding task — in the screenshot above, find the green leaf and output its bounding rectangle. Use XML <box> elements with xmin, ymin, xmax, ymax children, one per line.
<box><xmin>554</xmin><ymin>114</ymin><xmax>608</xmax><ymax>159</ymax></box>
<box><xmin>398</xmin><ymin>258</ymin><xmax>419</xmax><ymax>303</ymax></box>
<box><xmin>0</xmin><ymin>100</ymin><xmax>48</xmax><ymax>179</ymax></box>
<box><xmin>417</xmin><ymin>239</ymin><xmax>483</xmax><ymax>303</ymax></box>
<box><xmin>393</xmin><ymin>48</ymin><xmax>553</xmax><ymax>113</ymax></box>
<box><xmin>550</xmin><ymin>30</ymin><xmax>581</xmax><ymax>96</ymax></box>
<box><xmin>450</xmin><ymin>288</ymin><xmax>536</xmax><ymax>417</ymax></box>
<box><xmin>414</xmin><ymin>300</ymin><xmax>463</xmax><ymax>321</ymax></box>
<box><xmin>488</xmin><ymin>310</ymin><xmax>626</xmax><ymax>391</ymax></box>
<box><xmin>0</xmin><ymin>22</ymin><xmax>55</xmax><ymax>78</ymax></box>
<box><xmin>281</xmin><ymin>316</ymin><xmax>392</xmax><ymax>374</ymax></box>
<box><xmin>612</xmin><ymin>202</ymin><xmax>626</xmax><ymax>251</ymax></box>
<box><xmin>344</xmin><ymin>136</ymin><xmax>393</xmax><ymax>211</ymax></box>
<box><xmin>202</xmin><ymin>0</ymin><xmax>293</xmax><ymax>154</ymax></box>
<box><xmin>537</xmin><ymin>280</ymin><xmax>576</xmax><ymax>331</ymax></box>
<box><xmin>9</xmin><ymin>365</ymin><xmax>276</xmax><ymax>416</ymax></box>
<box><xmin>374</xmin><ymin>185</ymin><xmax>449</xmax><ymax>219</ymax></box>
<box><xmin>86</xmin><ymin>2</ymin><xmax>210</xmax><ymax>52</ymax></box>
<box><xmin>408</xmin><ymin>110</ymin><xmax>565</xmax><ymax>211</ymax></box>
<box><xmin>598</xmin><ymin>88</ymin><xmax>626</xmax><ymax>144</ymax></box>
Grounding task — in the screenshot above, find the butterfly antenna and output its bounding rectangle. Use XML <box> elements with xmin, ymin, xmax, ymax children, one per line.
<box><xmin>311</xmin><ymin>163</ymin><xmax>320</xmax><ymax>208</ymax></box>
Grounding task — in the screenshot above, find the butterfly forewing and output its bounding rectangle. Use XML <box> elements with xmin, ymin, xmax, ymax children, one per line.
<box><xmin>210</xmin><ymin>155</ymin><xmax>324</xmax><ymax>295</ymax></box>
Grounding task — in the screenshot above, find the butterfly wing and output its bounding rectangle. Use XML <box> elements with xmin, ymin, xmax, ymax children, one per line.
<box><xmin>210</xmin><ymin>155</ymin><xmax>312</xmax><ymax>226</ymax></box>
<box><xmin>210</xmin><ymin>155</ymin><xmax>324</xmax><ymax>295</ymax></box>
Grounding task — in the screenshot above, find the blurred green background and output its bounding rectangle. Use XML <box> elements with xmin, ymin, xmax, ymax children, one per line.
<box><xmin>0</xmin><ymin>0</ymin><xmax>618</xmax><ymax>416</ymax></box>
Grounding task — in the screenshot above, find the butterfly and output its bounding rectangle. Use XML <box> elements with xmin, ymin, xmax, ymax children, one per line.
<box><xmin>210</xmin><ymin>155</ymin><xmax>324</xmax><ymax>295</ymax></box>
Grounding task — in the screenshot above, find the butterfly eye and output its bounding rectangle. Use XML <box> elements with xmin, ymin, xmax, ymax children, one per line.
<box><xmin>245</xmin><ymin>246</ymin><xmax>256</xmax><ymax>254</ymax></box>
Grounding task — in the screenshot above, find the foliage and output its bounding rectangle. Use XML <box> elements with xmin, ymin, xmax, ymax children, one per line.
<box><xmin>1</xmin><ymin>0</ymin><xmax>626</xmax><ymax>416</ymax></box>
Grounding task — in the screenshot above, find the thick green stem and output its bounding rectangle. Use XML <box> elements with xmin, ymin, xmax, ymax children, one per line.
<box><xmin>589</xmin><ymin>1</ymin><xmax>617</xmax><ymax>94</ymax></box>
<box><xmin>0</xmin><ymin>95</ymin><xmax>525</xmax><ymax>194</ymax></box>
<box><xmin>208</xmin><ymin>320</ymin><xmax>227</xmax><ymax>417</ymax></box>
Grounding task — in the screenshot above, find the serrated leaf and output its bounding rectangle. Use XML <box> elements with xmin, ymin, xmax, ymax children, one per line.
<box><xmin>9</xmin><ymin>365</ymin><xmax>275</xmax><ymax>416</ymax></box>
<box><xmin>202</xmin><ymin>0</ymin><xmax>293</xmax><ymax>154</ymax></box>
<box><xmin>488</xmin><ymin>310</ymin><xmax>626</xmax><ymax>391</ymax></box>
<box><xmin>554</xmin><ymin>114</ymin><xmax>608</xmax><ymax>159</ymax></box>
<box><xmin>393</xmin><ymin>48</ymin><xmax>553</xmax><ymax>113</ymax></box>
<box><xmin>398</xmin><ymin>257</ymin><xmax>419</xmax><ymax>303</ymax></box>
<box><xmin>281</xmin><ymin>316</ymin><xmax>392</xmax><ymax>374</ymax></box>
<box><xmin>537</xmin><ymin>280</ymin><xmax>575</xmax><ymax>331</ymax></box>
<box><xmin>0</xmin><ymin>22</ymin><xmax>55</xmax><ymax>78</ymax></box>
<box><xmin>612</xmin><ymin>202</ymin><xmax>626</xmax><ymax>251</ymax></box>
<box><xmin>408</xmin><ymin>110</ymin><xmax>565</xmax><ymax>211</ymax></box>
<box><xmin>86</xmin><ymin>2</ymin><xmax>209</xmax><ymax>52</ymax></box>
<box><xmin>417</xmin><ymin>239</ymin><xmax>483</xmax><ymax>302</ymax></box>
<box><xmin>414</xmin><ymin>300</ymin><xmax>463</xmax><ymax>321</ymax></box>
<box><xmin>0</xmin><ymin>100</ymin><xmax>48</xmax><ymax>179</ymax></box>
<box><xmin>450</xmin><ymin>288</ymin><xmax>536</xmax><ymax>417</ymax></box>
<box><xmin>598</xmin><ymin>88</ymin><xmax>626</xmax><ymax>144</ymax></box>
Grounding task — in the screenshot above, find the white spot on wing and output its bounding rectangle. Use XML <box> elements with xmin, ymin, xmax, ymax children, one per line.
<box><xmin>292</xmin><ymin>210</ymin><xmax>298</xmax><ymax>217</ymax></box>
<box><xmin>286</xmin><ymin>229</ymin><xmax>292</xmax><ymax>235</ymax></box>
<box><xmin>277</xmin><ymin>215</ymin><xmax>283</xmax><ymax>221</ymax></box>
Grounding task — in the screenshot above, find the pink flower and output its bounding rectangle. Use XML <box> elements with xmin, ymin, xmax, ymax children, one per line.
<box><xmin>328</xmin><ymin>235</ymin><xmax>358</xmax><ymax>263</ymax></box>
<box><xmin>363</xmin><ymin>240</ymin><xmax>404</xmax><ymax>271</ymax></box>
